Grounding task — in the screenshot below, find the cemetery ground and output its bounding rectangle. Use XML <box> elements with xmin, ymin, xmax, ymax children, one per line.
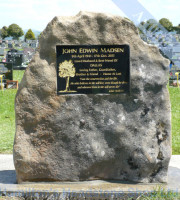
<box><xmin>0</xmin><ymin>70</ymin><xmax>180</xmax><ymax>154</ymax></box>
<box><xmin>0</xmin><ymin>70</ymin><xmax>24</xmax><ymax>153</ymax></box>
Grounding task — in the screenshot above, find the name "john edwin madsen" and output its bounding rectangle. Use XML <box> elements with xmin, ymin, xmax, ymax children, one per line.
<box><xmin>62</xmin><ymin>48</ymin><xmax>124</xmax><ymax>54</ymax></box>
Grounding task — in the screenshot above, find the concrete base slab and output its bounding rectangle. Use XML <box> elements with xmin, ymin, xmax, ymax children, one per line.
<box><xmin>0</xmin><ymin>155</ymin><xmax>180</xmax><ymax>199</ymax></box>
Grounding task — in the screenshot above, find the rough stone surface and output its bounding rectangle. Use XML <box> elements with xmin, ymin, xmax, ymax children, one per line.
<box><xmin>13</xmin><ymin>11</ymin><xmax>171</xmax><ymax>183</ymax></box>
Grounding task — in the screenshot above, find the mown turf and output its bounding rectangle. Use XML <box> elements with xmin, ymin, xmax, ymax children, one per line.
<box><xmin>137</xmin><ymin>186</ymin><xmax>180</xmax><ymax>199</ymax></box>
<box><xmin>169</xmin><ymin>86</ymin><xmax>180</xmax><ymax>154</ymax></box>
<box><xmin>0</xmin><ymin>70</ymin><xmax>24</xmax><ymax>153</ymax></box>
<box><xmin>0</xmin><ymin>71</ymin><xmax>179</xmax><ymax>154</ymax></box>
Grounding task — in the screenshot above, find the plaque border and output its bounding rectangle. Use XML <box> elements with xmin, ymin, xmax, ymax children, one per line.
<box><xmin>56</xmin><ymin>44</ymin><xmax>130</xmax><ymax>95</ymax></box>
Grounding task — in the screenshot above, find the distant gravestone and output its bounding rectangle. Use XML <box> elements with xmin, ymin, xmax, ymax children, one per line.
<box><xmin>15</xmin><ymin>44</ymin><xmax>20</xmax><ymax>47</ymax></box>
<box><xmin>8</xmin><ymin>43</ymin><xmax>13</xmax><ymax>48</ymax></box>
<box><xmin>29</xmin><ymin>41</ymin><xmax>38</xmax><ymax>48</ymax></box>
<box><xmin>0</xmin><ymin>48</ymin><xmax>4</xmax><ymax>56</ymax></box>
<box><xmin>0</xmin><ymin>62</ymin><xmax>13</xmax><ymax>80</ymax></box>
<box><xmin>21</xmin><ymin>42</ymin><xmax>29</xmax><ymax>48</ymax></box>
<box><xmin>14</xmin><ymin>12</ymin><xmax>171</xmax><ymax>184</ymax></box>
<box><xmin>1</xmin><ymin>43</ymin><xmax>6</xmax><ymax>48</ymax></box>
<box><xmin>6</xmin><ymin>49</ymin><xmax>24</xmax><ymax>67</ymax></box>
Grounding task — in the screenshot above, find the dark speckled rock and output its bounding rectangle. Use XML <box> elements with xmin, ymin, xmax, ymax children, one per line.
<box><xmin>13</xmin><ymin>11</ymin><xmax>171</xmax><ymax>184</ymax></box>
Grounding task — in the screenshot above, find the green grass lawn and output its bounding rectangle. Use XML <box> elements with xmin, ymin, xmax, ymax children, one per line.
<box><xmin>169</xmin><ymin>86</ymin><xmax>180</xmax><ymax>154</ymax></box>
<box><xmin>0</xmin><ymin>71</ymin><xmax>180</xmax><ymax>154</ymax></box>
<box><xmin>0</xmin><ymin>70</ymin><xmax>24</xmax><ymax>153</ymax></box>
<box><xmin>137</xmin><ymin>186</ymin><xmax>180</xmax><ymax>200</ymax></box>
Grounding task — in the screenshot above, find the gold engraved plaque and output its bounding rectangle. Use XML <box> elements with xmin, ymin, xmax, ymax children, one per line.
<box><xmin>56</xmin><ymin>45</ymin><xmax>130</xmax><ymax>94</ymax></box>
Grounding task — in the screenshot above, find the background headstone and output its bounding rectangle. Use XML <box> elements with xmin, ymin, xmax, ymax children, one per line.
<box><xmin>14</xmin><ymin>11</ymin><xmax>171</xmax><ymax>183</ymax></box>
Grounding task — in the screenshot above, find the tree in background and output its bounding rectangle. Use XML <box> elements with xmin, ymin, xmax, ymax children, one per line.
<box><xmin>0</xmin><ymin>26</ymin><xmax>9</xmax><ymax>39</ymax></box>
<box><xmin>159</xmin><ymin>18</ymin><xmax>173</xmax><ymax>32</ymax></box>
<box><xmin>7</xmin><ymin>24</ymin><xmax>24</xmax><ymax>40</ymax></box>
<box><xmin>38</xmin><ymin>32</ymin><xmax>42</xmax><ymax>40</ymax></box>
<box><xmin>25</xmin><ymin>29</ymin><xmax>35</xmax><ymax>40</ymax></box>
<box><xmin>172</xmin><ymin>24</ymin><xmax>180</xmax><ymax>34</ymax></box>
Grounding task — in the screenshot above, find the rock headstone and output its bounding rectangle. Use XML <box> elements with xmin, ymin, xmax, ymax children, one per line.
<box><xmin>14</xmin><ymin>11</ymin><xmax>171</xmax><ymax>183</ymax></box>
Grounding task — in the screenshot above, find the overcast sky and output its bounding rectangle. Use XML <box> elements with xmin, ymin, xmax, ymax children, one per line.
<box><xmin>0</xmin><ymin>0</ymin><xmax>179</xmax><ymax>31</ymax></box>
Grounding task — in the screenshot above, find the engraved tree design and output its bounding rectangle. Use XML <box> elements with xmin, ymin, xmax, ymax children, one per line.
<box><xmin>59</xmin><ymin>60</ymin><xmax>76</xmax><ymax>92</ymax></box>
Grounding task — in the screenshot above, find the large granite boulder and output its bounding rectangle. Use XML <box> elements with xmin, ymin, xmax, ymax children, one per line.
<box><xmin>13</xmin><ymin>11</ymin><xmax>171</xmax><ymax>183</ymax></box>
